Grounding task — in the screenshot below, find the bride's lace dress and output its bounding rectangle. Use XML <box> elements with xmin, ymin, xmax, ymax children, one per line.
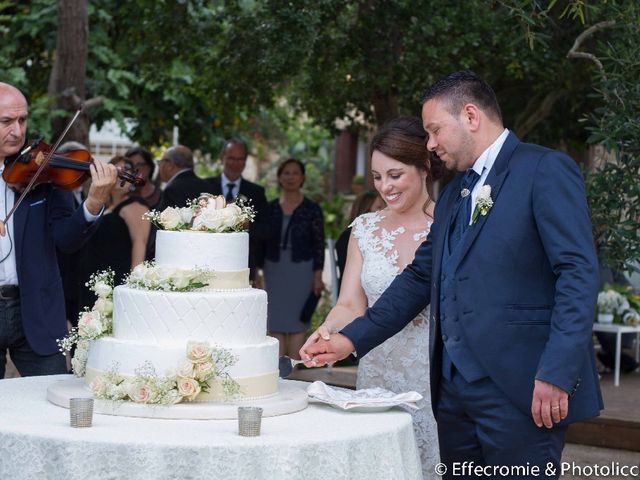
<box><xmin>351</xmin><ymin>211</ymin><xmax>440</xmax><ymax>480</ymax></box>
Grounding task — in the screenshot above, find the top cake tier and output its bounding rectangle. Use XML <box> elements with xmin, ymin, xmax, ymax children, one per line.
<box><xmin>155</xmin><ymin>230</ymin><xmax>249</xmax><ymax>272</ymax></box>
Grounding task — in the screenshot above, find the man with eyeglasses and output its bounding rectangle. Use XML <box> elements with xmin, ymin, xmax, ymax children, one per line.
<box><xmin>206</xmin><ymin>139</ymin><xmax>268</xmax><ymax>283</ymax></box>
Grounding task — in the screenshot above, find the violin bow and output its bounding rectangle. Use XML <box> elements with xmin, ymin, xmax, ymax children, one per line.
<box><xmin>2</xmin><ymin>106</ymin><xmax>84</xmax><ymax>226</ymax></box>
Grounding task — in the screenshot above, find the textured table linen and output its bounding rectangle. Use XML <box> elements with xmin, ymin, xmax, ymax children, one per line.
<box><xmin>0</xmin><ymin>375</ymin><xmax>422</xmax><ymax>480</ymax></box>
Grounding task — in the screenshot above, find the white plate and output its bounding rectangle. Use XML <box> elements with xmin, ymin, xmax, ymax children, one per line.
<box><xmin>310</xmin><ymin>398</ymin><xmax>395</xmax><ymax>413</ymax></box>
<box><xmin>336</xmin><ymin>404</ymin><xmax>395</xmax><ymax>413</ymax></box>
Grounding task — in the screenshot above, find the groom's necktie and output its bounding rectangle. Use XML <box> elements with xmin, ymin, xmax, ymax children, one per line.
<box><xmin>225</xmin><ymin>183</ymin><xmax>236</xmax><ymax>203</ymax></box>
<box><xmin>448</xmin><ymin>169</ymin><xmax>481</xmax><ymax>252</ymax></box>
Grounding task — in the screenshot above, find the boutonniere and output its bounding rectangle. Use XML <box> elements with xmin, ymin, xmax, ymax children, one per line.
<box><xmin>470</xmin><ymin>185</ymin><xmax>493</xmax><ymax>225</ymax></box>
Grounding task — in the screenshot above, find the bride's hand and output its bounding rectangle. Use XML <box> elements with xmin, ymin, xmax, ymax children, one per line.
<box><xmin>299</xmin><ymin>324</ymin><xmax>332</xmax><ymax>360</ymax></box>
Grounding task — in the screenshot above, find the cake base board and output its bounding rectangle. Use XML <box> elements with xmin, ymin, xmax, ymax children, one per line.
<box><xmin>47</xmin><ymin>377</ymin><xmax>308</xmax><ymax>419</ymax></box>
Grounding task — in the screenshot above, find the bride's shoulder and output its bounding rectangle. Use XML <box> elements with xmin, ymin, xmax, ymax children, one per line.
<box><xmin>349</xmin><ymin>210</ymin><xmax>383</xmax><ymax>237</ymax></box>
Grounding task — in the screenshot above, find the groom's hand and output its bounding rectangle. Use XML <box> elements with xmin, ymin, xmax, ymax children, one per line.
<box><xmin>531</xmin><ymin>379</ymin><xmax>569</xmax><ymax>428</ymax></box>
<box><xmin>300</xmin><ymin>333</ymin><xmax>354</xmax><ymax>367</ymax></box>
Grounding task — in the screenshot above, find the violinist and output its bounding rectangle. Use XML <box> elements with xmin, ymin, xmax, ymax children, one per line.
<box><xmin>0</xmin><ymin>82</ymin><xmax>117</xmax><ymax>378</ymax></box>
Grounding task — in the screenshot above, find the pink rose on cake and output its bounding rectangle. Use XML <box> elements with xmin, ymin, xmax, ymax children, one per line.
<box><xmin>187</xmin><ymin>341</ymin><xmax>212</xmax><ymax>363</ymax></box>
<box><xmin>78</xmin><ymin>311</ymin><xmax>104</xmax><ymax>339</ymax></box>
<box><xmin>194</xmin><ymin>361</ymin><xmax>215</xmax><ymax>382</ymax></box>
<box><xmin>128</xmin><ymin>383</ymin><xmax>153</xmax><ymax>403</ymax></box>
<box><xmin>89</xmin><ymin>376</ymin><xmax>108</xmax><ymax>397</ymax></box>
<box><xmin>177</xmin><ymin>377</ymin><xmax>201</xmax><ymax>401</ymax></box>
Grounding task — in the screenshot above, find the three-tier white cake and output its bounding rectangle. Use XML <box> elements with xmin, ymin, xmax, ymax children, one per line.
<box><xmin>85</xmin><ymin>230</ymin><xmax>279</xmax><ymax>401</ymax></box>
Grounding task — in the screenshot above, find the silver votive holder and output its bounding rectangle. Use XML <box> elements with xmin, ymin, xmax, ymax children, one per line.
<box><xmin>69</xmin><ymin>398</ymin><xmax>94</xmax><ymax>428</ymax></box>
<box><xmin>238</xmin><ymin>406</ymin><xmax>263</xmax><ymax>436</ymax></box>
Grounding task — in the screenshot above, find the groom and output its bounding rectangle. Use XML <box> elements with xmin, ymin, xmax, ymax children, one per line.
<box><xmin>301</xmin><ymin>71</ymin><xmax>602</xmax><ymax>478</ymax></box>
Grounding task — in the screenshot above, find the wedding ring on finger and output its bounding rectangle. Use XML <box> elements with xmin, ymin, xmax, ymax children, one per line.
<box><xmin>551</xmin><ymin>405</ymin><xmax>560</xmax><ymax>411</ymax></box>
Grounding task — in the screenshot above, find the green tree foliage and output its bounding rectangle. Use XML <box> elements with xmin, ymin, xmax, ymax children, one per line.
<box><xmin>2</xmin><ymin>1</ymin><xmax>599</xmax><ymax>151</ymax></box>
<box><xmin>501</xmin><ymin>0</ymin><xmax>640</xmax><ymax>270</ymax></box>
<box><xmin>583</xmin><ymin>4</ymin><xmax>640</xmax><ymax>271</ymax></box>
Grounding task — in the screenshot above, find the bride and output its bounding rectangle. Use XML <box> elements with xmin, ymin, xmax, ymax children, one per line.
<box><xmin>302</xmin><ymin>116</ymin><xmax>442</xmax><ymax>478</ymax></box>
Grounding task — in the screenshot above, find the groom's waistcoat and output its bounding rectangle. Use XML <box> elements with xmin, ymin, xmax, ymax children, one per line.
<box><xmin>439</xmin><ymin>238</ymin><xmax>487</xmax><ymax>382</ymax></box>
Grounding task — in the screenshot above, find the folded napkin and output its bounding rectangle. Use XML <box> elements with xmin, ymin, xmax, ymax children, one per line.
<box><xmin>307</xmin><ymin>381</ymin><xmax>422</xmax><ymax>411</ymax></box>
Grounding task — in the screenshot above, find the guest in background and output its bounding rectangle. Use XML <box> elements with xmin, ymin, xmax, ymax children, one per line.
<box><xmin>79</xmin><ymin>156</ymin><xmax>150</xmax><ymax>309</ymax></box>
<box><xmin>334</xmin><ymin>190</ymin><xmax>385</xmax><ymax>294</ymax></box>
<box><xmin>260</xmin><ymin>158</ymin><xmax>324</xmax><ymax>359</ymax></box>
<box><xmin>206</xmin><ymin>139</ymin><xmax>268</xmax><ymax>282</ymax></box>
<box><xmin>125</xmin><ymin>146</ymin><xmax>162</xmax><ymax>210</ymax></box>
<box><xmin>158</xmin><ymin>145</ymin><xmax>214</xmax><ymax>210</ymax></box>
<box><xmin>55</xmin><ymin>141</ymin><xmax>89</xmax><ymax>328</ymax></box>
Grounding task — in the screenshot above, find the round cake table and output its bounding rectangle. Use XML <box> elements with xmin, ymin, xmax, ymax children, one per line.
<box><xmin>0</xmin><ymin>375</ymin><xmax>422</xmax><ymax>480</ymax></box>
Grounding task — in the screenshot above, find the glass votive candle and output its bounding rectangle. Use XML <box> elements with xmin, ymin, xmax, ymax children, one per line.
<box><xmin>69</xmin><ymin>397</ymin><xmax>94</xmax><ymax>428</ymax></box>
<box><xmin>238</xmin><ymin>406</ymin><xmax>263</xmax><ymax>436</ymax></box>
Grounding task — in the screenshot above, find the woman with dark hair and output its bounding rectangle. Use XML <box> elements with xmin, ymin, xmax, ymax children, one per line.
<box><xmin>78</xmin><ymin>156</ymin><xmax>151</xmax><ymax>309</ymax></box>
<box><xmin>302</xmin><ymin>117</ymin><xmax>442</xmax><ymax>478</ymax></box>
<box><xmin>125</xmin><ymin>146</ymin><xmax>162</xmax><ymax>209</ymax></box>
<box><xmin>260</xmin><ymin>158</ymin><xmax>325</xmax><ymax>359</ymax></box>
<box><xmin>334</xmin><ymin>191</ymin><xmax>385</xmax><ymax>293</ymax></box>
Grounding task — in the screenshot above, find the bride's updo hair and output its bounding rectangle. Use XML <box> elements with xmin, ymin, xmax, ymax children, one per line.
<box><xmin>370</xmin><ymin>116</ymin><xmax>443</xmax><ymax>208</ymax></box>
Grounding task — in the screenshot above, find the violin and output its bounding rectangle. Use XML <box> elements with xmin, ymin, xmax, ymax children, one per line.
<box><xmin>0</xmin><ymin>106</ymin><xmax>144</xmax><ymax>231</ymax></box>
<box><xmin>2</xmin><ymin>138</ymin><xmax>145</xmax><ymax>192</ymax></box>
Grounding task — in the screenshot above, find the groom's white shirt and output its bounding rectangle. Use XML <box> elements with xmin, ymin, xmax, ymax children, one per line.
<box><xmin>469</xmin><ymin>128</ymin><xmax>509</xmax><ymax>221</ymax></box>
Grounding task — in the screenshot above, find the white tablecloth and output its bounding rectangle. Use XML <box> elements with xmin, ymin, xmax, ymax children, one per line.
<box><xmin>0</xmin><ymin>375</ymin><xmax>422</xmax><ymax>480</ymax></box>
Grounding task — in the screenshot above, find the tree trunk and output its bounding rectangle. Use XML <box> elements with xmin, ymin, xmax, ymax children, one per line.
<box><xmin>372</xmin><ymin>91</ymin><xmax>399</xmax><ymax>127</ymax></box>
<box><xmin>48</xmin><ymin>0</ymin><xmax>89</xmax><ymax>147</ymax></box>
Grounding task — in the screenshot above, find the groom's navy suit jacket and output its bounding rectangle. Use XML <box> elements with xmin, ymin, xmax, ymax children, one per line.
<box><xmin>342</xmin><ymin>132</ymin><xmax>603</xmax><ymax>424</ymax></box>
<box><xmin>12</xmin><ymin>185</ymin><xmax>100</xmax><ymax>355</ymax></box>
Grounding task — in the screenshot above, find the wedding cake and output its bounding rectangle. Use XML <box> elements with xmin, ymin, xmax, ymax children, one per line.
<box><xmin>81</xmin><ymin>197</ymin><xmax>279</xmax><ymax>403</ymax></box>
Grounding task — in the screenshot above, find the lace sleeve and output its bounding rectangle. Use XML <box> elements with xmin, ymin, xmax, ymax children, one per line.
<box><xmin>349</xmin><ymin>211</ymin><xmax>381</xmax><ymax>257</ymax></box>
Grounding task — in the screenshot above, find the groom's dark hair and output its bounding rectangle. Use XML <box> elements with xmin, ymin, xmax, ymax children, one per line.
<box><xmin>420</xmin><ymin>70</ymin><xmax>502</xmax><ymax>123</ymax></box>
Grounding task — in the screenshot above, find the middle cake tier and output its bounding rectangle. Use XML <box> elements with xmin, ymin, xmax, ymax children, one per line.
<box><xmin>112</xmin><ymin>286</ymin><xmax>268</xmax><ymax>344</ymax></box>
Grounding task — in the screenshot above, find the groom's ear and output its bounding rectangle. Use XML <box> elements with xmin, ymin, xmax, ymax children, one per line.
<box><xmin>462</xmin><ymin>103</ymin><xmax>481</xmax><ymax>132</ymax></box>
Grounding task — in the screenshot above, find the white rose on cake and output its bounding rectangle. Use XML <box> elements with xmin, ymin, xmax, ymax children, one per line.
<box><xmin>160</xmin><ymin>207</ymin><xmax>182</xmax><ymax>230</ymax></box>
<box><xmin>179</xmin><ymin>207</ymin><xmax>194</xmax><ymax>225</ymax></box>
<box><xmin>220</xmin><ymin>204</ymin><xmax>242</xmax><ymax>229</ymax></box>
<box><xmin>177</xmin><ymin>359</ymin><xmax>195</xmax><ymax>378</ymax></box>
<box><xmin>93</xmin><ymin>281</ymin><xmax>112</xmax><ymax>298</ymax></box>
<box><xmin>129</xmin><ymin>263</ymin><xmax>147</xmax><ymax>283</ymax></box>
<box><xmin>192</xmin><ymin>206</ymin><xmax>226</xmax><ymax>231</ymax></box>
<box><xmin>106</xmin><ymin>381</ymin><xmax>130</xmax><ymax>401</ymax></box>
<box><xmin>94</xmin><ymin>297</ymin><xmax>113</xmax><ymax>316</ymax></box>
<box><xmin>142</xmin><ymin>265</ymin><xmax>163</xmax><ymax>285</ymax></box>
<box><xmin>171</xmin><ymin>269</ymin><xmax>195</xmax><ymax>290</ymax></box>
<box><xmin>74</xmin><ymin>340</ymin><xmax>90</xmax><ymax>362</ymax></box>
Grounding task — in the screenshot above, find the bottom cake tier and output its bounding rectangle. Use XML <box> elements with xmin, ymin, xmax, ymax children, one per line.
<box><xmin>85</xmin><ymin>336</ymin><xmax>280</xmax><ymax>401</ymax></box>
